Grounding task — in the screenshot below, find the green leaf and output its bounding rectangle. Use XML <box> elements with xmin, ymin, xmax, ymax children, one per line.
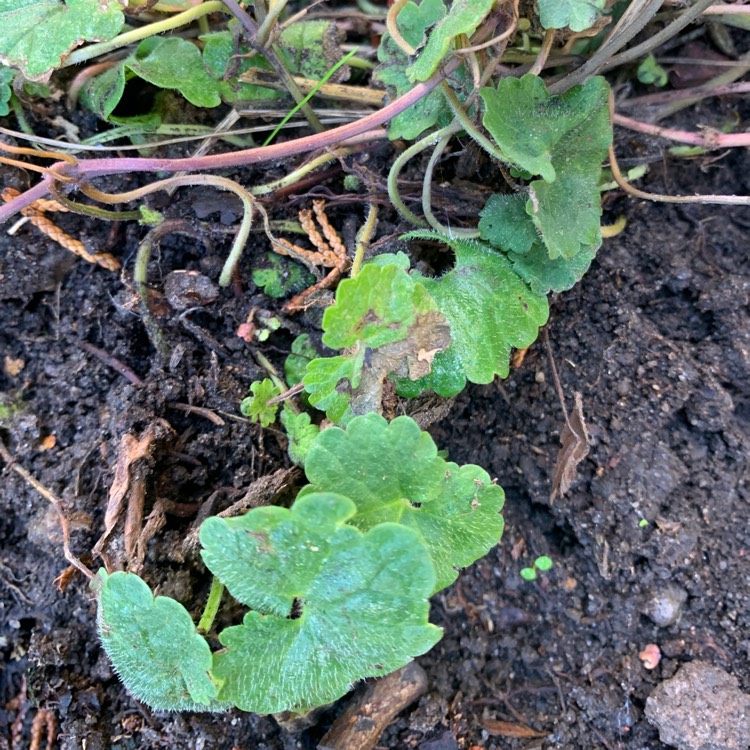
<box><xmin>535</xmin><ymin>555</ymin><xmax>553</xmax><ymax>571</ymax></box>
<box><xmin>0</xmin><ymin>0</ymin><xmax>123</xmax><ymax>82</ymax></box>
<box><xmin>199</xmin><ymin>493</ymin><xmax>441</xmax><ymax>713</ymax></box>
<box><xmin>200</xmin><ymin>29</ymin><xmax>280</xmax><ymax>104</ymax></box>
<box><xmin>637</xmin><ymin>54</ymin><xmax>668</xmax><ymax>87</ymax></box>
<box><xmin>399</xmin><ymin>232</ymin><xmax>548</xmax><ymax>397</ymax></box>
<box><xmin>127</xmin><ymin>37</ymin><xmax>222</xmax><ymax>108</ymax></box>
<box><xmin>478</xmin><ymin>193</ymin><xmax>539</xmax><ymax>255</ymax></box>
<box><xmin>374</xmin><ymin>0</ymin><xmax>463</xmax><ymax>140</ymax></box>
<box><xmin>303</xmin><ymin>354</ymin><xmax>358</xmax><ymax>424</ymax></box>
<box><xmin>278</xmin><ymin>20</ymin><xmax>346</xmax><ymax>80</ymax></box>
<box><xmin>480</xmin><ymin>75</ymin><xmax>612</xmax><ymax>259</ymax></box>
<box><xmin>519</xmin><ymin>567</ymin><xmax>537</xmax><ymax>581</ymax></box>
<box><xmin>301</xmin><ymin>413</ymin><xmax>505</xmax><ymax>593</ymax></box>
<box><xmin>280</xmin><ymin>404</ymin><xmax>319</xmax><ymax>466</ymax></box>
<box><xmin>508</xmin><ymin>240</ymin><xmax>597</xmax><ymax>294</ymax></box>
<box><xmin>406</xmin><ymin>0</ymin><xmax>495</xmax><ymax>82</ymax></box>
<box><xmin>303</xmin><ymin>264</ymin><xmax>450</xmax><ymax>423</ymax></box>
<box><xmin>0</xmin><ymin>65</ymin><xmax>13</xmax><ymax>116</ymax></box>
<box><xmin>285</xmin><ymin>333</ymin><xmax>319</xmax><ymax>386</ymax></box>
<box><xmin>83</xmin><ymin>36</ymin><xmax>222</xmax><ymax>120</ymax></box>
<box><xmin>252</xmin><ymin>253</ymin><xmax>314</xmax><ymax>298</ymax></box>
<box><xmin>240</xmin><ymin>378</ymin><xmax>281</xmax><ymax>427</ymax></box>
<box><xmin>96</xmin><ymin>570</ymin><xmax>224</xmax><ymax>711</ymax></box>
<box><xmin>536</xmin><ymin>0</ymin><xmax>607</xmax><ymax>32</ymax></box>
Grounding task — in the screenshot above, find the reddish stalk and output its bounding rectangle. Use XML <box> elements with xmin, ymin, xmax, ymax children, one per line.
<box><xmin>0</xmin><ymin>65</ymin><xmax>456</xmax><ymax>224</ymax></box>
<box><xmin>613</xmin><ymin>112</ymin><xmax>750</xmax><ymax>148</ymax></box>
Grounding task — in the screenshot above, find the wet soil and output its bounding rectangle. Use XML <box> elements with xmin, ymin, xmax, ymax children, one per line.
<box><xmin>1</xmin><ymin>124</ymin><xmax>749</xmax><ymax>750</ymax></box>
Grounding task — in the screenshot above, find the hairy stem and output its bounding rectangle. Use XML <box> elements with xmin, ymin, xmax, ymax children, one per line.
<box><xmin>197</xmin><ymin>577</ymin><xmax>225</xmax><ymax>633</ymax></box>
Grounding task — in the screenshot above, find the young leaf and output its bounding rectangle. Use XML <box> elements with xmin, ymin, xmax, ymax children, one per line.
<box><xmin>285</xmin><ymin>333</ymin><xmax>318</xmax><ymax>386</ymax></box>
<box><xmin>280</xmin><ymin>404</ymin><xmax>319</xmax><ymax>466</ymax></box>
<box><xmin>96</xmin><ymin>570</ymin><xmax>224</xmax><ymax>711</ymax></box>
<box><xmin>240</xmin><ymin>378</ymin><xmax>281</xmax><ymax>427</ymax></box>
<box><xmin>0</xmin><ymin>0</ymin><xmax>123</xmax><ymax>82</ymax></box>
<box><xmin>0</xmin><ymin>65</ymin><xmax>13</xmax><ymax>116</ymax></box>
<box><xmin>399</xmin><ymin>232</ymin><xmax>548</xmax><ymax>397</ymax></box>
<box><xmin>199</xmin><ymin>493</ymin><xmax>441</xmax><ymax>714</ymax></box>
<box><xmin>480</xmin><ymin>75</ymin><xmax>612</xmax><ymax>258</ymax></box>
<box><xmin>252</xmin><ymin>253</ymin><xmax>313</xmax><ymax>298</ymax></box>
<box><xmin>303</xmin><ymin>264</ymin><xmax>450</xmax><ymax>423</ymax></box>
<box><xmin>536</xmin><ymin>0</ymin><xmax>607</xmax><ymax>33</ymax></box>
<box><xmin>406</xmin><ymin>0</ymin><xmax>495</xmax><ymax>82</ymax></box>
<box><xmin>301</xmin><ymin>413</ymin><xmax>505</xmax><ymax>592</ymax></box>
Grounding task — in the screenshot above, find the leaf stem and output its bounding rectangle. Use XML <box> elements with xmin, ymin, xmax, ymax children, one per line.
<box><xmin>197</xmin><ymin>577</ymin><xmax>225</xmax><ymax>633</ymax></box>
<box><xmin>79</xmin><ymin>174</ymin><xmax>257</xmax><ymax>286</ymax></box>
<box><xmin>422</xmin><ymin>126</ymin><xmax>479</xmax><ymax>238</ymax></box>
<box><xmin>351</xmin><ymin>201</ymin><xmax>378</xmax><ymax>277</ymax></box>
<box><xmin>63</xmin><ymin>1</ymin><xmax>227</xmax><ymax>68</ymax></box>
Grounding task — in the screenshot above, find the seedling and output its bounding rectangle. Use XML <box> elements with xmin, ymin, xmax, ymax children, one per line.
<box><xmin>520</xmin><ymin>555</ymin><xmax>554</xmax><ymax>582</ymax></box>
<box><xmin>96</xmin><ymin>413</ymin><xmax>505</xmax><ymax>713</ymax></box>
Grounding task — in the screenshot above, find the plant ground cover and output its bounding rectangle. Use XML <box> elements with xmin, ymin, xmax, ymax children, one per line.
<box><xmin>1</xmin><ymin>1</ymin><xmax>749</xmax><ymax>748</ymax></box>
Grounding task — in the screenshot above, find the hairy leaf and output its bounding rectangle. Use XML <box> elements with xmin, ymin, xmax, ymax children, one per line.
<box><xmin>303</xmin><ymin>264</ymin><xmax>449</xmax><ymax>422</ymax></box>
<box><xmin>478</xmin><ymin>193</ymin><xmax>539</xmax><ymax>255</ymax></box>
<box><xmin>97</xmin><ymin>570</ymin><xmax>223</xmax><ymax>711</ymax></box>
<box><xmin>508</xmin><ymin>241</ymin><xmax>598</xmax><ymax>294</ymax></box>
<box><xmin>407</xmin><ymin>0</ymin><xmax>495</xmax><ymax>81</ymax></box>
<box><xmin>480</xmin><ymin>75</ymin><xmax>612</xmax><ymax>258</ymax></box>
<box><xmin>301</xmin><ymin>413</ymin><xmax>505</xmax><ymax>592</ymax></box>
<box><xmin>399</xmin><ymin>232</ymin><xmax>548</xmax><ymax>397</ymax></box>
<box><xmin>200</xmin><ymin>493</ymin><xmax>441</xmax><ymax>713</ymax></box>
<box><xmin>240</xmin><ymin>378</ymin><xmax>280</xmax><ymax>427</ymax></box>
<box><xmin>280</xmin><ymin>405</ymin><xmax>319</xmax><ymax>466</ymax></box>
<box><xmin>0</xmin><ymin>0</ymin><xmax>123</xmax><ymax>81</ymax></box>
<box><xmin>537</xmin><ymin>0</ymin><xmax>607</xmax><ymax>32</ymax></box>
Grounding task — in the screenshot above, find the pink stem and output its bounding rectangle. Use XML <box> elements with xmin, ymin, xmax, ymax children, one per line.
<box><xmin>0</xmin><ymin>66</ymin><xmax>453</xmax><ymax>224</ymax></box>
<box><xmin>613</xmin><ymin>112</ymin><xmax>750</xmax><ymax>148</ymax></box>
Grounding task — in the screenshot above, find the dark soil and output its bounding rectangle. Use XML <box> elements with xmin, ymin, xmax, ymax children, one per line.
<box><xmin>1</xmin><ymin>116</ymin><xmax>749</xmax><ymax>750</ymax></box>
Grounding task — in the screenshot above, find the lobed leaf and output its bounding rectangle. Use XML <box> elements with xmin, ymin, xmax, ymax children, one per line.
<box><xmin>200</xmin><ymin>493</ymin><xmax>441</xmax><ymax>713</ymax></box>
<box><xmin>280</xmin><ymin>404</ymin><xmax>319</xmax><ymax>466</ymax></box>
<box><xmin>536</xmin><ymin>0</ymin><xmax>607</xmax><ymax>33</ymax></box>
<box><xmin>0</xmin><ymin>0</ymin><xmax>123</xmax><ymax>81</ymax></box>
<box><xmin>507</xmin><ymin>241</ymin><xmax>598</xmax><ymax>295</ymax></box>
<box><xmin>284</xmin><ymin>333</ymin><xmax>318</xmax><ymax>387</ymax></box>
<box><xmin>252</xmin><ymin>253</ymin><xmax>313</xmax><ymax>299</ymax></box>
<box><xmin>399</xmin><ymin>232</ymin><xmax>549</xmax><ymax>397</ymax></box>
<box><xmin>301</xmin><ymin>413</ymin><xmax>505</xmax><ymax>592</ymax></box>
<box><xmin>240</xmin><ymin>378</ymin><xmax>280</xmax><ymax>427</ymax></box>
<box><xmin>480</xmin><ymin>75</ymin><xmax>612</xmax><ymax>258</ymax></box>
<box><xmin>96</xmin><ymin>570</ymin><xmax>224</xmax><ymax>712</ymax></box>
<box><xmin>303</xmin><ymin>263</ymin><xmax>449</xmax><ymax>422</ymax></box>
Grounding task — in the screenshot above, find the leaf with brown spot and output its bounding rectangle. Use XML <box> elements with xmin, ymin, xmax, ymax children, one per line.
<box><xmin>550</xmin><ymin>391</ymin><xmax>590</xmax><ymax>503</ymax></box>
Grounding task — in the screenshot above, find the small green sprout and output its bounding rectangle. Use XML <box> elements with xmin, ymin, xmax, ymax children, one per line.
<box><xmin>240</xmin><ymin>378</ymin><xmax>280</xmax><ymax>427</ymax></box>
<box><xmin>520</xmin><ymin>555</ymin><xmax>554</xmax><ymax>581</ymax></box>
<box><xmin>639</xmin><ymin>518</ymin><xmax>649</xmax><ymax>528</ymax></box>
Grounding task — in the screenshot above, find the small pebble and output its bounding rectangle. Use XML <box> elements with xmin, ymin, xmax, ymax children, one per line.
<box><xmin>164</xmin><ymin>270</ymin><xmax>219</xmax><ymax>310</ymax></box>
<box><xmin>646</xmin><ymin>661</ymin><xmax>750</xmax><ymax>750</ymax></box>
<box><xmin>643</xmin><ymin>582</ymin><xmax>688</xmax><ymax>627</ymax></box>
